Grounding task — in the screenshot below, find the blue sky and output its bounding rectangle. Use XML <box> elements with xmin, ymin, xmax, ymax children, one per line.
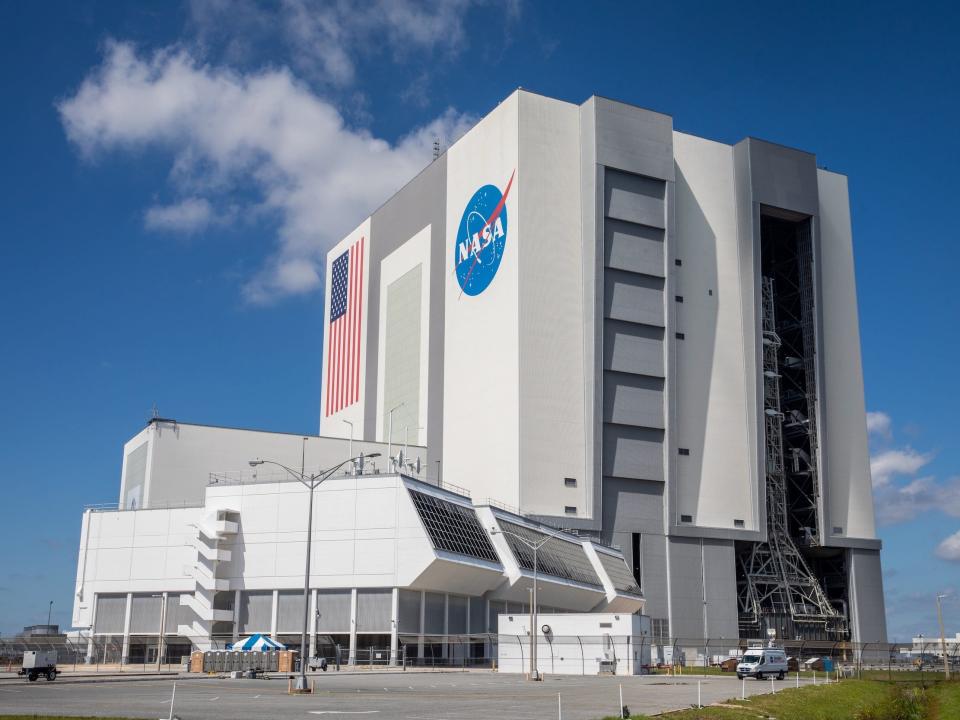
<box><xmin>1</xmin><ymin>0</ymin><xmax>957</xmax><ymax>640</ymax></box>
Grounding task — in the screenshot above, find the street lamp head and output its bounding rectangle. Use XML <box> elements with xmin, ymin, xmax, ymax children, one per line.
<box><xmin>365</xmin><ymin>452</ymin><xmax>382</xmax><ymax>459</ymax></box>
<box><xmin>249</xmin><ymin>459</ymin><xmax>264</xmax><ymax>467</ymax></box>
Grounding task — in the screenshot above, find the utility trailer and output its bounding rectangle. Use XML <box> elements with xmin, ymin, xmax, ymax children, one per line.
<box><xmin>19</xmin><ymin>650</ymin><xmax>58</xmax><ymax>681</ymax></box>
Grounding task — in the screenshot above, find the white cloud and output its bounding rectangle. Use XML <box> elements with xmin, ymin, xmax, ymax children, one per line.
<box><xmin>936</xmin><ymin>530</ymin><xmax>960</xmax><ymax>562</ymax></box>
<box><xmin>59</xmin><ymin>41</ymin><xmax>474</xmax><ymax>302</ymax></box>
<box><xmin>866</xmin><ymin>410</ymin><xmax>892</xmax><ymax>439</ymax></box>
<box><xmin>874</xmin><ymin>476</ymin><xmax>960</xmax><ymax>525</ymax></box>
<box><xmin>870</xmin><ymin>447</ymin><xmax>932</xmax><ymax>488</ymax></box>
<box><xmin>144</xmin><ymin>197</ymin><xmax>215</xmax><ymax>233</ymax></box>
<box><xmin>189</xmin><ymin>0</ymin><xmax>499</xmax><ymax>89</ymax></box>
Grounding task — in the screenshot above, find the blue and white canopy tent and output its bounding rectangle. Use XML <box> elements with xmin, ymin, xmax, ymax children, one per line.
<box><xmin>227</xmin><ymin>633</ymin><xmax>286</xmax><ymax>651</ymax></box>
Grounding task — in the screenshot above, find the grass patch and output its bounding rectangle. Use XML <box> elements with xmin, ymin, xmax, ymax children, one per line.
<box><xmin>599</xmin><ymin>679</ymin><xmax>960</xmax><ymax>720</ymax></box>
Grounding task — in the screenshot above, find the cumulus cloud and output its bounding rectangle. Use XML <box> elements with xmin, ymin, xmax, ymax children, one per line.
<box><xmin>874</xmin><ymin>475</ymin><xmax>960</xmax><ymax>525</ymax></box>
<box><xmin>144</xmin><ymin>197</ymin><xmax>216</xmax><ymax>233</ymax></box>
<box><xmin>871</xmin><ymin>447</ymin><xmax>933</xmax><ymax>488</ymax></box>
<box><xmin>936</xmin><ymin>531</ymin><xmax>960</xmax><ymax>562</ymax></box>
<box><xmin>866</xmin><ymin>410</ymin><xmax>892</xmax><ymax>439</ymax></box>
<box><xmin>58</xmin><ymin>41</ymin><xmax>474</xmax><ymax>302</ymax></box>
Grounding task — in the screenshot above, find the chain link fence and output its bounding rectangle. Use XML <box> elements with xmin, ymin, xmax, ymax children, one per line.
<box><xmin>3</xmin><ymin>633</ymin><xmax>957</xmax><ymax>678</ymax></box>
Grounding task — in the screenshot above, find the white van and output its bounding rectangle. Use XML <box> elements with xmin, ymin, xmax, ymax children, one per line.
<box><xmin>736</xmin><ymin>647</ymin><xmax>788</xmax><ymax>680</ymax></box>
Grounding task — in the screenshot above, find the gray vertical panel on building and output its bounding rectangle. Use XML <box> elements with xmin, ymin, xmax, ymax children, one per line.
<box><xmin>604</xmin><ymin>321</ymin><xmax>665</xmax><ymax>377</ymax></box>
<box><xmin>123</xmin><ymin>442</ymin><xmax>148</xmax><ymax>509</ymax></box>
<box><xmin>367</xmin><ymin>156</ymin><xmax>446</xmax><ymax>470</ymax></box>
<box><xmin>488</xmin><ymin>600</ymin><xmax>506</xmax><ymax>633</ymax></box>
<box><xmin>745</xmin><ymin>139</ymin><xmax>819</xmax><ymax>216</ymax></box>
<box><xmin>129</xmin><ymin>594</ymin><xmax>162</xmax><ymax>634</ymax></box>
<box><xmin>382</xmin><ymin>265</ymin><xmax>422</xmax><ymax>441</ymax></box>
<box><xmin>602</xmin><ymin>425</ymin><xmax>664</xmax><ymax>481</ymax></box>
<box><xmin>848</xmin><ymin>548</ymin><xmax>888</xmax><ymax>643</ymax></box>
<box><xmin>604</xmin><ymin>220</ymin><xmax>665</xmax><ymax>277</ymax></box>
<box><xmin>239</xmin><ymin>591</ymin><xmax>273</xmax><ymax>634</ymax></box>
<box><xmin>447</xmin><ymin>595</ymin><xmax>467</xmax><ymax>635</ymax></box>
<box><xmin>94</xmin><ymin>595</ymin><xmax>127</xmax><ymax>634</ymax></box>
<box><xmin>423</xmin><ymin>592</ymin><xmax>445</xmax><ymax>635</ymax></box>
<box><xmin>276</xmin><ymin>591</ymin><xmax>306</xmax><ymax>633</ymax></box>
<box><xmin>469</xmin><ymin>596</ymin><xmax>485</xmax><ymax>633</ymax></box>
<box><xmin>592</xmin><ymin>97</ymin><xmax>675</xmax><ymax>181</ymax></box>
<box><xmin>316</xmin><ymin>590</ymin><xmax>352</xmax><ymax>633</ymax></box>
<box><xmin>604</xmin><ymin>170</ymin><xmax>666</xmax><ymax>228</ymax></box>
<box><xmin>603</xmin><ymin>372</ymin><xmax>665</xmax><ymax>429</ymax></box>
<box><xmin>356</xmin><ymin>590</ymin><xmax>392</xmax><ymax>632</ymax></box>
<box><xmin>604</xmin><ymin>270</ymin><xmax>665</xmax><ymax>326</ymax></box>
<box><xmin>397</xmin><ymin>590</ymin><xmax>421</xmax><ymax>633</ymax></box>
<box><xmin>668</xmin><ymin>538</ymin><xmax>707</xmax><ymax>639</ymax></box>
<box><xmin>601</xmin><ymin>477</ymin><xmax>667</xmax><ymax>620</ymax></box>
<box><xmin>702</xmin><ymin>540</ymin><xmax>739</xmax><ymax>640</ymax></box>
<box><xmin>164</xmin><ymin>595</ymin><xmax>182</xmax><ymax>633</ymax></box>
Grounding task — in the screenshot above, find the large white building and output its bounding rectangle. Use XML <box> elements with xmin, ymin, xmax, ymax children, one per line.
<box><xmin>72</xmin><ymin>89</ymin><xmax>886</xmax><ymax>663</ymax></box>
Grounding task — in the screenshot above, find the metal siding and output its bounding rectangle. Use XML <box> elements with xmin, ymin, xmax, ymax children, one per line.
<box><xmin>604</xmin><ymin>270</ymin><xmax>665</xmax><ymax>326</ymax></box>
<box><xmin>381</xmin><ymin>265</ymin><xmax>422</xmax><ymax>442</ymax></box>
<box><xmin>702</xmin><ymin>541</ymin><xmax>740</xmax><ymax>640</ymax></box>
<box><xmin>602</xmin><ymin>424</ymin><xmax>664</xmax><ymax>481</ymax></box>
<box><xmin>746</xmin><ymin>139</ymin><xmax>819</xmax><ymax>216</ymax></box>
<box><xmin>424</xmin><ymin>592</ymin><xmax>445</xmax><ymax>635</ymax></box>
<box><xmin>238</xmin><ymin>591</ymin><xmax>272</xmax><ymax>634</ymax></box>
<box><xmin>604</xmin><ymin>321</ymin><xmax>664</xmax><ymax>377</ymax></box>
<box><xmin>469</xmin><ymin>596</ymin><xmax>485</xmax><ymax>633</ymax></box>
<box><xmin>316</xmin><ymin>590</ymin><xmax>352</xmax><ymax>633</ymax></box>
<box><xmin>367</xmin><ymin>156</ymin><xmax>446</xmax><ymax>470</ymax></box>
<box><xmin>277</xmin><ymin>591</ymin><xmax>306</xmax><ymax>633</ymax></box>
<box><xmin>668</xmin><ymin>538</ymin><xmax>705</xmax><ymax>639</ymax></box>
<box><xmin>94</xmin><ymin>595</ymin><xmax>127</xmax><ymax>635</ymax></box>
<box><xmin>603</xmin><ymin>372</ymin><xmax>665</xmax><ymax>429</ymax></box>
<box><xmin>356</xmin><ymin>589</ymin><xmax>392</xmax><ymax>632</ymax></box>
<box><xmin>123</xmin><ymin>442</ymin><xmax>148</xmax><ymax>509</ymax></box>
<box><xmin>447</xmin><ymin>595</ymin><xmax>467</xmax><ymax>635</ymax></box>
<box><xmin>517</xmin><ymin>92</ymin><xmax>587</xmax><ymax>518</ymax></box>
<box><xmin>397</xmin><ymin>590</ymin><xmax>421</xmax><ymax>634</ymax></box>
<box><xmin>604</xmin><ymin>219</ymin><xmax>665</xmax><ymax>277</ymax></box>
<box><xmin>592</xmin><ymin>97</ymin><xmax>675</xmax><ymax>181</ymax></box>
<box><xmin>604</xmin><ymin>170</ymin><xmax>666</xmax><ymax>228</ymax></box>
<box><xmin>849</xmin><ymin>549</ymin><xmax>888</xmax><ymax>642</ymax></box>
<box><xmin>129</xmin><ymin>594</ymin><xmax>162</xmax><ymax>634</ymax></box>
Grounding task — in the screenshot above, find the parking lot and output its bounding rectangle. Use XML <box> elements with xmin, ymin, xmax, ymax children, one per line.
<box><xmin>0</xmin><ymin>669</ymin><xmax>819</xmax><ymax>719</ymax></box>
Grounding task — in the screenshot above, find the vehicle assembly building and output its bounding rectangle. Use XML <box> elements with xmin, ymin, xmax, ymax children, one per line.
<box><xmin>72</xmin><ymin>89</ymin><xmax>885</xmax><ymax>665</ymax></box>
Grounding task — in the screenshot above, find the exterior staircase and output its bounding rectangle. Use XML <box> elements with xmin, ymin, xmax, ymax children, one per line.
<box><xmin>178</xmin><ymin>508</ymin><xmax>239</xmax><ymax>650</ymax></box>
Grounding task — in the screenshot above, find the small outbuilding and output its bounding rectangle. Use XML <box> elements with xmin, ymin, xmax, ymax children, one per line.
<box><xmin>498</xmin><ymin>612</ymin><xmax>651</xmax><ymax>676</ymax></box>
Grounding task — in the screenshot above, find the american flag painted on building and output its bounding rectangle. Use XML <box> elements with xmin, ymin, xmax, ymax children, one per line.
<box><xmin>325</xmin><ymin>236</ymin><xmax>364</xmax><ymax>416</ymax></box>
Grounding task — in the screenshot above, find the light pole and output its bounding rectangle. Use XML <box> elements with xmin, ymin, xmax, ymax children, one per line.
<box><xmin>387</xmin><ymin>403</ymin><xmax>404</xmax><ymax>471</ymax></box>
<box><xmin>490</xmin><ymin>527</ymin><xmax>557</xmax><ymax>681</ymax></box>
<box><xmin>937</xmin><ymin>593</ymin><xmax>950</xmax><ymax>680</ymax></box>
<box><xmin>342</xmin><ymin>420</ymin><xmax>353</xmax><ymax>460</ymax></box>
<box><xmin>47</xmin><ymin>600</ymin><xmax>53</xmax><ymax>627</ymax></box>
<box><xmin>249</xmin><ymin>451</ymin><xmax>380</xmax><ymax>691</ymax></box>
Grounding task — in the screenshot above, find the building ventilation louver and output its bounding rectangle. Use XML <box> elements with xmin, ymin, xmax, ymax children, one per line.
<box><xmin>497</xmin><ymin>520</ymin><xmax>602</xmax><ymax>588</ymax></box>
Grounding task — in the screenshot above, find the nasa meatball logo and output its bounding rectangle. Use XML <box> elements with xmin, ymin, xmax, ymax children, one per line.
<box><xmin>454</xmin><ymin>169</ymin><xmax>515</xmax><ymax>296</ymax></box>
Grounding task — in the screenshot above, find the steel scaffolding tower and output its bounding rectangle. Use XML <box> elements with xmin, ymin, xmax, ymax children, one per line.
<box><xmin>737</xmin><ymin>277</ymin><xmax>847</xmax><ymax>638</ymax></box>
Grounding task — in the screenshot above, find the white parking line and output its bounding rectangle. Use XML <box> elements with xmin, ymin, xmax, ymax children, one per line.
<box><xmin>209</xmin><ymin>696</ymin><xmax>220</xmax><ymax>701</ymax></box>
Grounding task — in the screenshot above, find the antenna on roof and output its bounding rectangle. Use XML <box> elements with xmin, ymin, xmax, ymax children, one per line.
<box><xmin>432</xmin><ymin>137</ymin><xmax>441</xmax><ymax>160</ymax></box>
<box><xmin>151</xmin><ymin>403</ymin><xmax>160</xmax><ymax>420</ymax></box>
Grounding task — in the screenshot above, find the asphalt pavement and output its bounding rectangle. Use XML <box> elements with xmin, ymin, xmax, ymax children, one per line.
<box><xmin>0</xmin><ymin>669</ymin><xmax>819</xmax><ymax>719</ymax></box>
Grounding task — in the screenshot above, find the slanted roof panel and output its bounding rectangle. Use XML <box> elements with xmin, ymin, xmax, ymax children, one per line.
<box><xmin>498</xmin><ymin>520</ymin><xmax>602</xmax><ymax>588</ymax></box>
<box><xmin>409</xmin><ymin>489</ymin><xmax>500</xmax><ymax>564</ymax></box>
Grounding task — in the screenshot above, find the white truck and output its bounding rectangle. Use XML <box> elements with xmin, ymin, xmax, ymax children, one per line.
<box><xmin>736</xmin><ymin>646</ymin><xmax>788</xmax><ymax>680</ymax></box>
<box><xmin>19</xmin><ymin>650</ymin><xmax>58</xmax><ymax>681</ymax></box>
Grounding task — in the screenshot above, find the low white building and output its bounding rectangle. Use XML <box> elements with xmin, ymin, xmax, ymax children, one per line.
<box><xmin>909</xmin><ymin>633</ymin><xmax>960</xmax><ymax>658</ymax></box>
<box><xmin>498</xmin><ymin>612</ymin><xmax>652</xmax><ymax>675</ymax></box>
<box><xmin>72</xmin><ymin>419</ymin><xmax>643</xmax><ymax>665</ymax></box>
